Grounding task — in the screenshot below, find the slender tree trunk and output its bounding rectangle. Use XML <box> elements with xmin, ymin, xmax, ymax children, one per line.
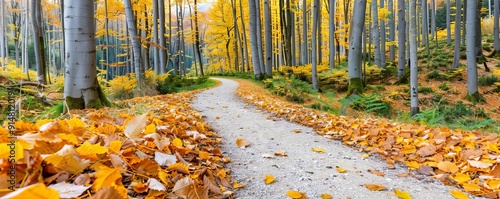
<box><xmin>104</xmin><ymin>0</ymin><xmax>112</xmax><ymax>79</ymax></box>
<box><xmin>462</xmin><ymin>1</ymin><xmax>466</xmax><ymax>46</ymax></box>
<box><xmin>347</xmin><ymin>0</ymin><xmax>367</xmax><ymax>96</ymax></box>
<box><xmin>249</xmin><ymin>0</ymin><xmax>263</xmax><ymax>79</ymax></box>
<box><xmin>397</xmin><ymin>0</ymin><xmax>406</xmax><ymax>81</ymax></box>
<box><xmin>495</xmin><ymin>0</ymin><xmax>500</xmax><ymax>51</ymax></box>
<box><xmin>422</xmin><ymin>0</ymin><xmax>430</xmax><ymax>56</ymax></box>
<box><xmin>431</xmin><ymin>0</ymin><xmax>436</xmax><ymax>40</ymax></box>
<box><xmin>64</xmin><ymin>0</ymin><xmax>110</xmax><ymax>109</ymax></box>
<box><xmin>32</xmin><ymin>0</ymin><xmax>47</xmax><ymax>84</ymax></box>
<box><xmin>312</xmin><ymin>0</ymin><xmax>320</xmax><ymax>91</ymax></box>
<box><xmin>123</xmin><ymin>0</ymin><xmax>144</xmax><ymax>84</ymax></box>
<box><xmin>466</xmin><ymin>0</ymin><xmax>482</xmax><ymax>102</ymax></box>
<box><xmin>255</xmin><ymin>0</ymin><xmax>265</xmax><ymax>72</ymax></box>
<box><xmin>159</xmin><ymin>0</ymin><xmax>167</xmax><ymax>74</ymax></box>
<box><xmin>301</xmin><ymin>0</ymin><xmax>308</xmax><ymax>65</ymax></box>
<box><xmin>372</xmin><ymin>0</ymin><xmax>382</xmax><ymax>67</ymax></box>
<box><xmin>194</xmin><ymin>0</ymin><xmax>204</xmax><ymax>75</ymax></box>
<box><xmin>0</xmin><ymin>0</ymin><xmax>5</xmax><ymax>67</ymax></box>
<box><xmin>380</xmin><ymin>0</ymin><xmax>386</xmax><ymax>67</ymax></box>
<box><xmin>152</xmin><ymin>0</ymin><xmax>160</xmax><ymax>74</ymax></box>
<box><xmin>239</xmin><ymin>0</ymin><xmax>250</xmax><ymax>72</ymax></box>
<box><xmin>410</xmin><ymin>0</ymin><xmax>419</xmax><ymax>115</ymax></box>
<box><xmin>446</xmin><ymin>0</ymin><xmax>451</xmax><ymax>44</ymax></box>
<box><xmin>264</xmin><ymin>0</ymin><xmax>273</xmax><ymax>75</ymax></box>
<box><xmin>230</xmin><ymin>0</ymin><xmax>240</xmax><ymax>71</ymax></box>
<box><xmin>388</xmin><ymin>0</ymin><xmax>395</xmax><ymax>62</ymax></box>
<box><xmin>453</xmin><ymin>0</ymin><xmax>461</xmax><ymax>69</ymax></box>
<box><xmin>329</xmin><ymin>0</ymin><xmax>336</xmax><ymax>69</ymax></box>
<box><xmin>317</xmin><ymin>3</ymin><xmax>322</xmax><ymax>64</ymax></box>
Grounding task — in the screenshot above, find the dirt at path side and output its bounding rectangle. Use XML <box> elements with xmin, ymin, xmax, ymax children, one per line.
<box><xmin>191</xmin><ymin>78</ymin><xmax>468</xmax><ymax>199</ymax></box>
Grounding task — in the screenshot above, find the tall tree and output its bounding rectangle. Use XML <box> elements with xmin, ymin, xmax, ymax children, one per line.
<box><xmin>494</xmin><ymin>0</ymin><xmax>500</xmax><ymax>53</ymax></box>
<box><xmin>194</xmin><ymin>0</ymin><xmax>204</xmax><ymax>75</ymax></box>
<box><xmin>32</xmin><ymin>0</ymin><xmax>47</xmax><ymax>84</ymax></box>
<box><xmin>372</xmin><ymin>0</ymin><xmax>382</xmax><ymax>67</ymax></box>
<box><xmin>422</xmin><ymin>0</ymin><xmax>430</xmax><ymax>56</ymax></box>
<box><xmin>466</xmin><ymin>0</ymin><xmax>482</xmax><ymax>102</ymax></box>
<box><xmin>410</xmin><ymin>0</ymin><xmax>419</xmax><ymax>116</ymax></box>
<box><xmin>248</xmin><ymin>0</ymin><xmax>263</xmax><ymax>79</ymax></box>
<box><xmin>239</xmin><ymin>0</ymin><xmax>250</xmax><ymax>72</ymax></box>
<box><xmin>0</xmin><ymin>0</ymin><xmax>4</xmax><ymax>67</ymax></box>
<box><xmin>301</xmin><ymin>0</ymin><xmax>308</xmax><ymax>65</ymax></box>
<box><xmin>446</xmin><ymin>0</ymin><xmax>451</xmax><ymax>44</ymax></box>
<box><xmin>158</xmin><ymin>0</ymin><xmax>167</xmax><ymax>74</ymax></box>
<box><xmin>264</xmin><ymin>0</ymin><xmax>273</xmax><ymax>76</ymax></box>
<box><xmin>347</xmin><ymin>0</ymin><xmax>367</xmax><ymax>96</ymax></box>
<box><xmin>152</xmin><ymin>0</ymin><xmax>160</xmax><ymax>74</ymax></box>
<box><xmin>255</xmin><ymin>0</ymin><xmax>265</xmax><ymax>72</ymax></box>
<box><xmin>64</xmin><ymin>0</ymin><xmax>110</xmax><ymax>109</ymax></box>
<box><xmin>397</xmin><ymin>0</ymin><xmax>406</xmax><ymax>81</ymax></box>
<box><xmin>123</xmin><ymin>0</ymin><xmax>144</xmax><ymax>84</ymax></box>
<box><xmin>380</xmin><ymin>0</ymin><xmax>386</xmax><ymax>67</ymax></box>
<box><xmin>329</xmin><ymin>0</ymin><xmax>336</xmax><ymax>69</ymax></box>
<box><xmin>452</xmin><ymin>0</ymin><xmax>461</xmax><ymax>69</ymax></box>
<box><xmin>388</xmin><ymin>0</ymin><xmax>395</xmax><ymax>62</ymax></box>
<box><xmin>311</xmin><ymin>0</ymin><xmax>320</xmax><ymax>91</ymax></box>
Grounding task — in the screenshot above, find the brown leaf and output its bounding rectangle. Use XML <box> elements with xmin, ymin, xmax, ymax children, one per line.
<box><xmin>416</xmin><ymin>145</ymin><xmax>437</xmax><ymax>157</ymax></box>
<box><xmin>368</xmin><ymin>169</ymin><xmax>385</xmax><ymax>176</ymax></box>
<box><xmin>203</xmin><ymin>175</ymin><xmax>221</xmax><ymax>194</ymax></box>
<box><xmin>173</xmin><ymin>176</ymin><xmax>194</xmax><ymax>196</ymax></box>
<box><xmin>364</xmin><ymin>183</ymin><xmax>387</xmax><ymax>191</ymax></box>
<box><xmin>91</xmin><ymin>186</ymin><xmax>123</xmax><ymax>199</ymax></box>
<box><xmin>236</xmin><ymin>138</ymin><xmax>251</xmax><ymax>148</ymax></box>
<box><xmin>416</xmin><ymin>165</ymin><xmax>435</xmax><ymax>176</ymax></box>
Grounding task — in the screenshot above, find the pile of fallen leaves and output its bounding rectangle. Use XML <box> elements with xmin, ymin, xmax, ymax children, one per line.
<box><xmin>0</xmin><ymin>92</ymin><xmax>234</xmax><ymax>198</ymax></box>
<box><xmin>236</xmin><ymin>80</ymin><xmax>500</xmax><ymax>199</ymax></box>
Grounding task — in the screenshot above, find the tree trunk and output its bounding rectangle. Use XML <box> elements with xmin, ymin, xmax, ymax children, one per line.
<box><xmin>372</xmin><ymin>0</ymin><xmax>382</xmax><ymax>67</ymax></box>
<box><xmin>410</xmin><ymin>0</ymin><xmax>419</xmax><ymax>116</ymax></box>
<box><xmin>32</xmin><ymin>0</ymin><xmax>47</xmax><ymax>84</ymax></box>
<box><xmin>431</xmin><ymin>0</ymin><xmax>436</xmax><ymax>41</ymax></box>
<box><xmin>452</xmin><ymin>0</ymin><xmax>461</xmax><ymax>69</ymax></box>
<box><xmin>264</xmin><ymin>0</ymin><xmax>273</xmax><ymax>76</ymax></box>
<box><xmin>64</xmin><ymin>0</ymin><xmax>110</xmax><ymax>110</ymax></box>
<box><xmin>249</xmin><ymin>0</ymin><xmax>263</xmax><ymax>79</ymax></box>
<box><xmin>388</xmin><ymin>0</ymin><xmax>395</xmax><ymax>62</ymax></box>
<box><xmin>0</xmin><ymin>0</ymin><xmax>5</xmax><ymax>67</ymax></box>
<box><xmin>397</xmin><ymin>0</ymin><xmax>406</xmax><ymax>81</ymax></box>
<box><xmin>152</xmin><ymin>0</ymin><xmax>160</xmax><ymax>74</ymax></box>
<box><xmin>230</xmin><ymin>0</ymin><xmax>240</xmax><ymax>71</ymax></box>
<box><xmin>301</xmin><ymin>0</ymin><xmax>308</xmax><ymax>65</ymax></box>
<box><xmin>239</xmin><ymin>0</ymin><xmax>250</xmax><ymax>72</ymax></box>
<box><xmin>123</xmin><ymin>0</ymin><xmax>144</xmax><ymax>84</ymax></box>
<box><xmin>446</xmin><ymin>0</ymin><xmax>451</xmax><ymax>44</ymax></box>
<box><xmin>380</xmin><ymin>0</ymin><xmax>386</xmax><ymax>67</ymax></box>
<box><xmin>329</xmin><ymin>0</ymin><xmax>336</xmax><ymax>69</ymax></box>
<box><xmin>158</xmin><ymin>0</ymin><xmax>167</xmax><ymax>74</ymax></box>
<box><xmin>312</xmin><ymin>0</ymin><xmax>320</xmax><ymax>91</ymax></box>
<box><xmin>495</xmin><ymin>0</ymin><xmax>500</xmax><ymax>51</ymax></box>
<box><xmin>422</xmin><ymin>0</ymin><xmax>430</xmax><ymax>56</ymax></box>
<box><xmin>466</xmin><ymin>0</ymin><xmax>483</xmax><ymax>102</ymax></box>
<box><xmin>462</xmin><ymin>1</ymin><xmax>466</xmax><ymax>46</ymax></box>
<box><xmin>318</xmin><ymin>3</ymin><xmax>322</xmax><ymax>64</ymax></box>
<box><xmin>194</xmin><ymin>0</ymin><xmax>204</xmax><ymax>75</ymax></box>
<box><xmin>255</xmin><ymin>0</ymin><xmax>266</xmax><ymax>72</ymax></box>
<box><xmin>347</xmin><ymin>0</ymin><xmax>367</xmax><ymax>96</ymax></box>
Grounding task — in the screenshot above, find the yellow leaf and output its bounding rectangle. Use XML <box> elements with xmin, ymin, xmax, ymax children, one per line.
<box><xmin>462</xmin><ymin>183</ymin><xmax>481</xmax><ymax>192</ymax></box>
<box><xmin>394</xmin><ymin>189</ymin><xmax>412</xmax><ymax>199</ymax></box>
<box><xmin>172</xmin><ymin>138</ymin><xmax>183</xmax><ymax>147</ymax></box>
<box><xmin>487</xmin><ymin>142</ymin><xmax>500</xmax><ymax>153</ymax></box>
<box><xmin>320</xmin><ymin>193</ymin><xmax>333</xmax><ymax>199</ymax></box>
<box><xmin>450</xmin><ymin>190</ymin><xmax>469</xmax><ymax>199</ymax></box>
<box><xmin>312</xmin><ymin>148</ymin><xmax>325</xmax><ymax>153</ymax></box>
<box><xmin>92</xmin><ymin>166</ymin><xmax>122</xmax><ymax>192</ymax></box>
<box><xmin>400</xmin><ymin>145</ymin><xmax>416</xmax><ymax>154</ymax></box>
<box><xmin>359</xmin><ymin>153</ymin><xmax>370</xmax><ymax>159</ymax></box>
<box><xmin>44</xmin><ymin>154</ymin><xmax>90</xmax><ymax>174</ymax></box>
<box><xmin>293</xmin><ymin>129</ymin><xmax>301</xmax><ymax>133</ymax></box>
<box><xmin>364</xmin><ymin>183</ymin><xmax>386</xmax><ymax>191</ymax></box>
<box><xmin>286</xmin><ymin>190</ymin><xmax>302</xmax><ymax>198</ymax></box>
<box><xmin>199</xmin><ymin>151</ymin><xmax>210</xmax><ymax>160</ymax></box>
<box><xmin>437</xmin><ymin>161</ymin><xmax>458</xmax><ymax>173</ymax></box>
<box><xmin>57</xmin><ymin>133</ymin><xmax>78</xmax><ymax>144</ymax></box>
<box><xmin>144</xmin><ymin>123</ymin><xmax>156</xmax><ymax>134</ymax></box>
<box><xmin>217</xmin><ymin>169</ymin><xmax>227</xmax><ymax>179</ymax></box>
<box><xmin>453</xmin><ymin>173</ymin><xmax>471</xmax><ymax>184</ymax></box>
<box><xmin>158</xmin><ymin>169</ymin><xmax>169</xmax><ymax>185</ymax></box>
<box><xmin>0</xmin><ymin>183</ymin><xmax>60</xmax><ymax>199</ymax></box>
<box><xmin>233</xmin><ymin>180</ymin><xmax>246</xmax><ymax>188</ymax></box>
<box><xmin>264</xmin><ymin>174</ymin><xmax>275</xmax><ymax>184</ymax></box>
<box><xmin>336</xmin><ymin>166</ymin><xmax>347</xmax><ymax>173</ymax></box>
<box><xmin>274</xmin><ymin>150</ymin><xmax>288</xmax><ymax>156</ymax></box>
<box><xmin>405</xmin><ymin>161</ymin><xmax>420</xmax><ymax>170</ymax></box>
<box><xmin>75</xmin><ymin>141</ymin><xmax>107</xmax><ymax>160</ymax></box>
<box><xmin>0</xmin><ymin>142</ymin><xmax>24</xmax><ymax>161</ymax></box>
<box><xmin>236</xmin><ymin>138</ymin><xmax>251</xmax><ymax>148</ymax></box>
<box><xmin>108</xmin><ymin>140</ymin><xmax>122</xmax><ymax>153</ymax></box>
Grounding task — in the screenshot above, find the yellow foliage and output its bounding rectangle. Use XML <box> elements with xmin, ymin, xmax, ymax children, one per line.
<box><xmin>0</xmin><ymin>61</ymin><xmax>37</xmax><ymax>81</ymax></box>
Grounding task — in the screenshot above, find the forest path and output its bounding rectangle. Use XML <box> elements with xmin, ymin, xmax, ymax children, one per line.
<box><xmin>191</xmin><ymin>78</ymin><xmax>463</xmax><ymax>199</ymax></box>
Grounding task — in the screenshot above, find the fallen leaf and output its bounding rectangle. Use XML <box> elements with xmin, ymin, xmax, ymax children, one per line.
<box><xmin>320</xmin><ymin>193</ymin><xmax>333</xmax><ymax>199</ymax></box>
<box><xmin>416</xmin><ymin>145</ymin><xmax>437</xmax><ymax>157</ymax></box>
<box><xmin>92</xmin><ymin>166</ymin><xmax>122</xmax><ymax>192</ymax></box>
<box><xmin>264</xmin><ymin>174</ymin><xmax>275</xmax><ymax>184</ymax></box>
<box><xmin>312</xmin><ymin>147</ymin><xmax>325</xmax><ymax>153</ymax></box>
<box><xmin>450</xmin><ymin>190</ymin><xmax>469</xmax><ymax>199</ymax></box>
<box><xmin>462</xmin><ymin>183</ymin><xmax>481</xmax><ymax>192</ymax></box>
<box><xmin>236</xmin><ymin>138</ymin><xmax>250</xmax><ymax>148</ymax></box>
<box><xmin>293</xmin><ymin>129</ymin><xmax>301</xmax><ymax>133</ymax></box>
<box><xmin>199</xmin><ymin>151</ymin><xmax>211</xmax><ymax>160</ymax></box>
<box><xmin>368</xmin><ymin>169</ymin><xmax>385</xmax><ymax>176</ymax></box>
<box><xmin>0</xmin><ymin>183</ymin><xmax>60</xmax><ymax>199</ymax></box>
<box><xmin>132</xmin><ymin>181</ymin><xmax>149</xmax><ymax>193</ymax></box>
<box><xmin>154</xmin><ymin>151</ymin><xmax>177</xmax><ymax>166</ymax></box>
<box><xmin>90</xmin><ymin>186</ymin><xmax>123</xmax><ymax>199</ymax></box>
<box><xmin>405</xmin><ymin>161</ymin><xmax>420</xmax><ymax>170</ymax></box>
<box><xmin>148</xmin><ymin>178</ymin><xmax>166</xmax><ymax>191</ymax></box>
<box><xmin>274</xmin><ymin>150</ymin><xmax>288</xmax><ymax>156</ymax></box>
<box><xmin>48</xmin><ymin>182</ymin><xmax>90</xmax><ymax>198</ymax></box>
<box><xmin>336</xmin><ymin>166</ymin><xmax>347</xmax><ymax>173</ymax></box>
<box><xmin>172</xmin><ymin>138</ymin><xmax>183</xmax><ymax>147</ymax></box>
<box><xmin>453</xmin><ymin>173</ymin><xmax>471</xmax><ymax>184</ymax></box>
<box><xmin>468</xmin><ymin>160</ymin><xmax>492</xmax><ymax>169</ymax></box>
<box><xmin>262</xmin><ymin>153</ymin><xmax>274</xmax><ymax>158</ymax></box>
<box><xmin>437</xmin><ymin>161</ymin><xmax>458</xmax><ymax>173</ymax></box>
<box><xmin>359</xmin><ymin>153</ymin><xmax>369</xmax><ymax>159</ymax></box>
<box><xmin>172</xmin><ymin>176</ymin><xmax>194</xmax><ymax>196</ymax></box>
<box><xmin>394</xmin><ymin>189</ymin><xmax>412</xmax><ymax>199</ymax></box>
<box><xmin>75</xmin><ymin>141</ymin><xmax>107</xmax><ymax>160</ymax></box>
<box><xmin>396</xmin><ymin>173</ymin><xmax>410</xmax><ymax>177</ymax></box>
<box><xmin>364</xmin><ymin>183</ymin><xmax>386</xmax><ymax>191</ymax></box>
<box><xmin>233</xmin><ymin>180</ymin><xmax>246</xmax><ymax>188</ymax></box>
<box><xmin>124</xmin><ymin>113</ymin><xmax>148</xmax><ymax>140</ymax></box>
<box><xmin>400</xmin><ymin>145</ymin><xmax>416</xmax><ymax>154</ymax></box>
<box><xmin>286</xmin><ymin>190</ymin><xmax>303</xmax><ymax>198</ymax></box>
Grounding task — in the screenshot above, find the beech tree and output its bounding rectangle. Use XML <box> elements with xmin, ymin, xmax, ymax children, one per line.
<box><xmin>312</xmin><ymin>0</ymin><xmax>320</xmax><ymax>91</ymax></box>
<box><xmin>466</xmin><ymin>0</ymin><xmax>482</xmax><ymax>102</ymax></box>
<box><xmin>249</xmin><ymin>0</ymin><xmax>263</xmax><ymax>79</ymax></box>
<box><xmin>347</xmin><ymin>0</ymin><xmax>367</xmax><ymax>96</ymax></box>
<box><xmin>452</xmin><ymin>0</ymin><xmax>461</xmax><ymax>69</ymax></box>
<box><xmin>397</xmin><ymin>0</ymin><xmax>406</xmax><ymax>81</ymax></box>
<box><xmin>123</xmin><ymin>0</ymin><xmax>144</xmax><ymax>84</ymax></box>
<box><xmin>32</xmin><ymin>0</ymin><xmax>47</xmax><ymax>84</ymax></box>
<box><xmin>410</xmin><ymin>0</ymin><xmax>419</xmax><ymax>116</ymax></box>
<box><xmin>64</xmin><ymin>0</ymin><xmax>111</xmax><ymax>109</ymax></box>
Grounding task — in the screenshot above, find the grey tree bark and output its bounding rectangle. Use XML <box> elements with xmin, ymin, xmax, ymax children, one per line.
<box><xmin>255</xmin><ymin>0</ymin><xmax>265</xmax><ymax>73</ymax></box>
<box><xmin>249</xmin><ymin>0</ymin><xmax>263</xmax><ymax>79</ymax></box>
<box><xmin>452</xmin><ymin>0</ymin><xmax>461</xmax><ymax>69</ymax></box>
<box><xmin>372</xmin><ymin>0</ymin><xmax>382</xmax><ymax>67</ymax></box>
<box><xmin>301</xmin><ymin>0</ymin><xmax>308</xmax><ymax>65</ymax></box>
<box><xmin>380</xmin><ymin>0</ymin><xmax>386</xmax><ymax>67</ymax></box>
<box><xmin>466</xmin><ymin>0</ymin><xmax>482</xmax><ymax>102</ymax></box>
<box><xmin>0</xmin><ymin>0</ymin><xmax>5</xmax><ymax>67</ymax></box>
<box><xmin>431</xmin><ymin>0</ymin><xmax>436</xmax><ymax>40</ymax></box>
<box><xmin>422</xmin><ymin>0</ymin><xmax>429</xmax><ymax>56</ymax></box>
<box><xmin>158</xmin><ymin>0</ymin><xmax>167</xmax><ymax>74</ymax></box>
<box><xmin>239</xmin><ymin>0</ymin><xmax>250</xmax><ymax>71</ymax></box>
<box><xmin>194</xmin><ymin>0</ymin><xmax>204</xmax><ymax>76</ymax></box>
<box><xmin>397</xmin><ymin>0</ymin><xmax>406</xmax><ymax>81</ymax></box>
<box><xmin>347</xmin><ymin>0</ymin><xmax>367</xmax><ymax>96</ymax></box>
<box><xmin>31</xmin><ymin>0</ymin><xmax>47</xmax><ymax>84</ymax></box>
<box><xmin>410</xmin><ymin>0</ymin><xmax>419</xmax><ymax>116</ymax></box>
<box><xmin>123</xmin><ymin>0</ymin><xmax>144</xmax><ymax>84</ymax></box>
<box><xmin>462</xmin><ymin>1</ymin><xmax>466</xmax><ymax>46</ymax></box>
<box><xmin>152</xmin><ymin>0</ymin><xmax>160</xmax><ymax>74</ymax></box>
<box><xmin>495</xmin><ymin>0</ymin><xmax>500</xmax><ymax>51</ymax></box>
<box><xmin>329</xmin><ymin>0</ymin><xmax>336</xmax><ymax>69</ymax></box>
<box><xmin>63</xmin><ymin>0</ymin><xmax>110</xmax><ymax>109</ymax></box>
<box><xmin>388</xmin><ymin>0</ymin><xmax>395</xmax><ymax>62</ymax></box>
<box><xmin>446</xmin><ymin>0</ymin><xmax>451</xmax><ymax>44</ymax></box>
<box><xmin>264</xmin><ymin>0</ymin><xmax>273</xmax><ymax>75</ymax></box>
<box><xmin>312</xmin><ymin>0</ymin><xmax>320</xmax><ymax>91</ymax></box>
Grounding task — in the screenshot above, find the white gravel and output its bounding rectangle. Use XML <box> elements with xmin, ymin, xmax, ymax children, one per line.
<box><xmin>191</xmin><ymin>78</ymin><xmax>475</xmax><ymax>199</ymax></box>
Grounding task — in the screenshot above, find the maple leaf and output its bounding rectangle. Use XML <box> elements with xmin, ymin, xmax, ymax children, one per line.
<box><xmin>92</xmin><ymin>166</ymin><xmax>122</xmax><ymax>192</ymax></box>
<box><xmin>264</xmin><ymin>174</ymin><xmax>275</xmax><ymax>184</ymax></box>
<box><xmin>75</xmin><ymin>141</ymin><xmax>107</xmax><ymax>160</ymax></box>
<box><xmin>124</xmin><ymin>113</ymin><xmax>148</xmax><ymax>140</ymax></box>
<box><xmin>0</xmin><ymin>183</ymin><xmax>60</xmax><ymax>199</ymax></box>
<box><xmin>236</xmin><ymin>138</ymin><xmax>250</xmax><ymax>148</ymax></box>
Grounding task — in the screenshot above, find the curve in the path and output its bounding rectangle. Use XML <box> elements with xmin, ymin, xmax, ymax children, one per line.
<box><xmin>191</xmin><ymin>78</ymin><xmax>465</xmax><ymax>199</ymax></box>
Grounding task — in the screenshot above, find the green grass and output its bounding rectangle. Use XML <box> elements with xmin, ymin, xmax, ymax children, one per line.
<box><xmin>175</xmin><ymin>79</ymin><xmax>219</xmax><ymax>92</ymax></box>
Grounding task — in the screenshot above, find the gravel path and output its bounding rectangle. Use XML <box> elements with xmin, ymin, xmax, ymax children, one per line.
<box><xmin>191</xmin><ymin>78</ymin><xmax>469</xmax><ymax>199</ymax></box>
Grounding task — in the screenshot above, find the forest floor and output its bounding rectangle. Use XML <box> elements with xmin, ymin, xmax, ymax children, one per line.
<box><xmin>191</xmin><ymin>78</ymin><xmax>475</xmax><ymax>199</ymax></box>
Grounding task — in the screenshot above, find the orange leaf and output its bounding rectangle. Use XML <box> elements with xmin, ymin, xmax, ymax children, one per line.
<box><xmin>364</xmin><ymin>183</ymin><xmax>386</xmax><ymax>191</ymax></box>
<box><xmin>1</xmin><ymin>183</ymin><xmax>60</xmax><ymax>199</ymax></box>
<box><xmin>264</xmin><ymin>174</ymin><xmax>275</xmax><ymax>184</ymax></box>
<box><xmin>453</xmin><ymin>173</ymin><xmax>471</xmax><ymax>184</ymax></box>
<box><xmin>274</xmin><ymin>150</ymin><xmax>288</xmax><ymax>156</ymax></box>
<box><xmin>449</xmin><ymin>190</ymin><xmax>469</xmax><ymax>199</ymax></box>
<box><xmin>172</xmin><ymin>138</ymin><xmax>183</xmax><ymax>147</ymax></box>
<box><xmin>233</xmin><ymin>180</ymin><xmax>246</xmax><ymax>188</ymax></box>
<box><xmin>286</xmin><ymin>190</ymin><xmax>303</xmax><ymax>198</ymax></box>
<box><xmin>405</xmin><ymin>161</ymin><xmax>420</xmax><ymax>170</ymax></box>
<box><xmin>368</xmin><ymin>169</ymin><xmax>385</xmax><ymax>176</ymax></box>
<box><xmin>400</xmin><ymin>145</ymin><xmax>416</xmax><ymax>154</ymax></box>
<box><xmin>236</xmin><ymin>138</ymin><xmax>251</xmax><ymax>148</ymax></box>
<box><xmin>437</xmin><ymin>161</ymin><xmax>458</xmax><ymax>173</ymax></box>
<box><xmin>199</xmin><ymin>151</ymin><xmax>211</xmax><ymax>160</ymax></box>
<box><xmin>320</xmin><ymin>193</ymin><xmax>333</xmax><ymax>199</ymax></box>
<box><xmin>92</xmin><ymin>166</ymin><xmax>122</xmax><ymax>192</ymax></box>
<box><xmin>462</xmin><ymin>183</ymin><xmax>481</xmax><ymax>192</ymax></box>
